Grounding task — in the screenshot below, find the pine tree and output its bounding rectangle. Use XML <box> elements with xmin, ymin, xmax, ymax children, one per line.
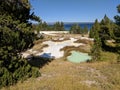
<box><xmin>114</xmin><ymin>5</ymin><xmax>120</xmax><ymax>26</ymax></box>
<box><xmin>0</xmin><ymin>0</ymin><xmax>40</xmax><ymax>88</ymax></box>
<box><xmin>89</xmin><ymin>19</ymin><xmax>100</xmax><ymax>38</ymax></box>
<box><xmin>70</xmin><ymin>24</ymin><xmax>81</xmax><ymax>34</ymax></box>
<box><xmin>89</xmin><ymin>26</ymin><xmax>95</xmax><ymax>38</ymax></box>
<box><xmin>114</xmin><ymin>5</ymin><xmax>120</xmax><ymax>43</ymax></box>
<box><xmin>99</xmin><ymin>15</ymin><xmax>112</xmax><ymax>41</ymax></box>
<box><xmin>114</xmin><ymin>5</ymin><xmax>120</xmax><ymax>62</ymax></box>
<box><xmin>90</xmin><ymin>19</ymin><xmax>101</xmax><ymax>62</ymax></box>
<box><xmin>83</xmin><ymin>26</ymin><xmax>88</xmax><ymax>34</ymax></box>
<box><xmin>53</xmin><ymin>22</ymin><xmax>65</xmax><ymax>31</ymax></box>
<box><xmin>42</xmin><ymin>21</ymin><xmax>48</xmax><ymax>31</ymax></box>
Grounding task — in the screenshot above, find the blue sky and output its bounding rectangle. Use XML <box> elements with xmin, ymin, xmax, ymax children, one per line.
<box><xmin>30</xmin><ymin>0</ymin><xmax>120</xmax><ymax>22</ymax></box>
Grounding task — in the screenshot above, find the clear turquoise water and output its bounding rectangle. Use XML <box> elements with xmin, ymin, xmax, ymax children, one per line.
<box><xmin>67</xmin><ymin>51</ymin><xmax>91</xmax><ymax>63</ymax></box>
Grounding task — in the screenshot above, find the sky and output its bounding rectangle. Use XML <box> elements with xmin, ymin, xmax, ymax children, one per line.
<box><xmin>30</xmin><ymin>0</ymin><xmax>120</xmax><ymax>22</ymax></box>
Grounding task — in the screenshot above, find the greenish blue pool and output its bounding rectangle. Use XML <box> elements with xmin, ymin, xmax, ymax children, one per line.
<box><xmin>67</xmin><ymin>51</ymin><xmax>91</xmax><ymax>63</ymax></box>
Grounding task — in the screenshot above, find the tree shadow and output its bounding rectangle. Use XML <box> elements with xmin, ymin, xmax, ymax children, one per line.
<box><xmin>27</xmin><ymin>53</ymin><xmax>55</xmax><ymax>68</ymax></box>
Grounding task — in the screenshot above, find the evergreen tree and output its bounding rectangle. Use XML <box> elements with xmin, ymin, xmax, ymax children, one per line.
<box><xmin>114</xmin><ymin>5</ymin><xmax>120</xmax><ymax>26</ymax></box>
<box><xmin>0</xmin><ymin>0</ymin><xmax>40</xmax><ymax>88</ymax></box>
<box><xmin>89</xmin><ymin>15</ymin><xmax>114</xmax><ymax>40</ymax></box>
<box><xmin>99</xmin><ymin>15</ymin><xmax>113</xmax><ymax>41</ymax></box>
<box><xmin>90</xmin><ymin>15</ymin><xmax>114</xmax><ymax>49</ymax></box>
<box><xmin>89</xmin><ymin>26</ymin><xmax>95</xmax><ymax>38</ymax></box>
<box><xmin>69</xmin><ymin>24</ymin><xmax>81</xmax><ymax>34</ymax></box>
<box><xmin>114</xmin><ymin>5</ymin><xmax>120</xmax><ymax>62</ymax></box>
<box><xmin>42</xmin><ymin>21</ymin><xmax>48</xmax><ymax>31</ymax></box>
<box><xmin>89</xmin><ymin>19</ymin><xmax>100</xmax><ymax>38</ymax></box>
<box><xmin>53</xmin><ymin>22</ymin><xmax>65</xmax><ymax>31</ymax></box>
<box><xmin>114</xmin><ymin>5</ymin><xmax>120</xmax><ymax>43</ymax></box>
<box><xmin>83</xmin><ymin>26</ymin><xmax>88</xmax><ymax>34</ymax></box>
<box><xmin>90</xmin><ymin>19</ymin><xmax>101</xmax><ymax>61</ymax></box>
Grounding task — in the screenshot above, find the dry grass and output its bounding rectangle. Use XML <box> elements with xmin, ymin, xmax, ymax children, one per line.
<box><xmin>34</xmin><ymin>39</ymin><xmax>44</xmax><ymax>45</ymax></box>
<box><xmin>101</xmin><ymin>51</ymin><xmax>118</xmax><ymax>63</ymax></box>
<box><xmin>74</xmin><ymin>39</ymin><xmax>93</xmax><ymax>45</ymax></box>
<box><xmin>32</xmin><ymin>44</ymin><xmax>48</xmax><ymax>52</ymax></box>
<box><xmin>51</xmin><ymin>38</ymin><xmax>70</xmax><ymax>42</ymax></box>
<box><xmin>2</xmin><ymin>51</ymin><xmax>120</xmax><ymax>90</ymax></box>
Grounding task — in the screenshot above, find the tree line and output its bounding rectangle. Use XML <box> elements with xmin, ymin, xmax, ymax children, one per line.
<box><xmin>34</xmin><ymin>22</ymin><xmax>89</xmax><ymax>35</ymax></box>
<box><xmin>69</xmin><ymin>24</ymin><xmax>88</xmax><ymax>35</ymax></box>
<box><xmin>89</xmin><ymin>6</ymin><xmax>120</xmax><ymax>62</ymax></box>
<box><xmin>33</xmin><ymin>21</ymin><xmax>65</xmax><ymax>31</ymax></box>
